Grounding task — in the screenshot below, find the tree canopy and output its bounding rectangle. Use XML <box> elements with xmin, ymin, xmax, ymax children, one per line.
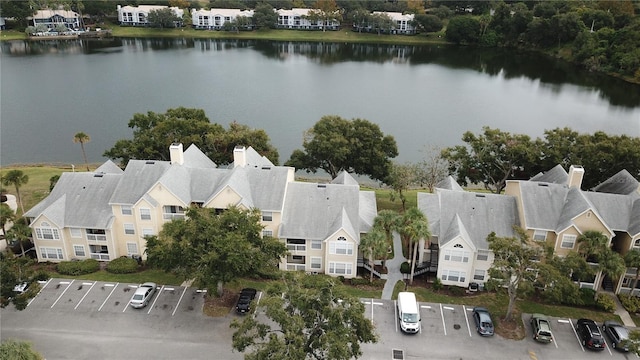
<box><xmin>103</xmin><ymin>107</ymin><xmax>279</xmax><ymax>167</ymax></box>
<box><xmin>231</xmin><ymin>272</ymin><xmax>377</xmax><ymax>360</ymax></box>
<box><xmin>285</xmin><ymin>115</ymin><xmax>398</xmax><ymax>182</ymax></box>
<box><xmin>145</xmin><ymin>206</ymin><xmax>287</xmax><ymax>295</ymax></box>
<box><xmin>0</xmin><ymin>339</ymin><xmax>43</xmax><ymax>360</ymax></box>
<box><xmin>148</xmin><ymin>8</ymin><xmax>181</xmax><ymax>28</ymax></box>
<box><xmin>0</xmin><ymin>254</ymin><xmax>39</xmax><ymax>311</ymax></box>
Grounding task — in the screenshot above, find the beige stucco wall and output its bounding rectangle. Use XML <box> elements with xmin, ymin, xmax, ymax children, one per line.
<box><xmin>324</xmin><ymin>229</ymin><xmax>358</xmax><ymax>279</ymax></box>
<box><xmin>437</xmin><ymin>236</ymin><xmax>475</xmax><ymax>287</ymax></box>
<box><xmin>572</xmin><ymin>210</ymin><xmax>611</xmax><ymax>239</ymax></box>
<box><xmin>206</xmin><ymin>186</ymin><xmax>242</xmax><ymax>209</ymax></box>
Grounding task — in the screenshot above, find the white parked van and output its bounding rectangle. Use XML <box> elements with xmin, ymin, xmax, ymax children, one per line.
<box><xmin>397</xmin><ymin>292</ymin><xmax>420</xmax><ymax>334</ymax></box>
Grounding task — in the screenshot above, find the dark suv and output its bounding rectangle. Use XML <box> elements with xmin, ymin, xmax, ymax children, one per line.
<box><xmin>576</xmin><ymin>318</ymin><xmax>606</xmax><ymax>351</ymax></box>
<box><xmin>235</xmin><ymin>288</ymin><xmax>257</xmax><ymax>314</ymax></box>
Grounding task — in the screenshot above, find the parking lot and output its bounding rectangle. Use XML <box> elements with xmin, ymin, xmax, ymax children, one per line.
<box><xmin>26</xmin><ymin>278</ymin><xmax>206</xmax><ymax>317</ymax></box>
<box><xmin>359</xmin><ymin>298</ymin><xmax>639</xmax><ymax>360</ymax></box>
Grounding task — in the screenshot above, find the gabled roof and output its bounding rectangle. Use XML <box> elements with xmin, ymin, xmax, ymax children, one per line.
<box><xmin>630</xmin><ymin>199</ymin><xmax>640</xmax><ymax>236</ymax></box>
<box><xmin>418</xmin><ymin>189</ymin><xmax>519</xmax><ymax>251</ymax></box>
<box><xmin>593</xmin><ymin>169</ymin><xmax>639</xmax><ymax>195</ymax></box>
<box><xmin>279</xmin><ymin>182</ymin><xmax>367</xmax><ymax>241</ymax></box>
<box><xmin>109</xmin><ymin>160</ymin><xmax>171</xmax><ymax>205</ymax></box>
<box><xmin>228</xmin><ymin>146</ymin><xmax>274</xmax><ymax>169</ymax></box>
<box><xmin>332</xmin><ymin>171</ymin><xmax>359</xmax><ymax>186</ymax></box>
<box><xmin>358</xmin><ymin>191</ymin><xmax>377</xmax><ymax>233</ymax></box>
<box><xmin>183</xmin><ymin>144</ymin><xmax>216</xmax><ymax>168</ymax></box>
<box><xmin>94</xmin><ymin>160</ymin><xmax>123</xmax><ymax>174</ymax></box>
<box><xmin>327</xmin><ymin>208</ymin><xmax>358</xmax><ymax>241</ymax></box>
<box><xmin>584</xmin><ymin>191</ymin><xmax>636</xmax><ymax>232</ymax></box>
<box><xmin>516</xmin><ymin>181</ymin><xmax>568</xmax><ymax>231</ymax></box>
<box><xmin>436</xmin><ymin>176</ymin><xmax>464</xmax><ymax>191</ymax></box>
<box><xmin>530</xmin><ymin>164</ymin><xmax>568</xmax><ymax>184</ymax></box>
<box><xmin>25</xmin><ymin>172</ymin><xmax>120</xmax><ymax>229</ymax></box>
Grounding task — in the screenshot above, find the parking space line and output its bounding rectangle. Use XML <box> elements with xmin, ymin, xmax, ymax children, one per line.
<box><xmin>439</xmin><ymin>303</ymin><xmax>447</xmax><ymax>336</ymax></box>
<box><xmin>569</xmin><ymin>319</ymin><xmax>585</xmax><ymax>352</ymax></box>
<box><xmin>147</xmin><ymin>285</ymin><xmax>164</xmax><ymax>314</ymax></box>
<box><xmin>172</xmin><ymin>286</ymin><xmax>188</xmax><ymax>316</ymax></box>
<box><xmin>395</xmin><ymin>300</ymin><xmax>398</xmax><ymax>333</ymax></box>
<box><xmin>27</xmin><ymin>278</ymin><xmax>51</xmax><ymax>307</ymax></box>
<box><xmin>98</xmin><ymin>283</ymin><xmax>119</xmax><ymax>311</ymax></box>
<box><xmin>253</xmin><ymin>292</ymin><xmax>263</xmax><ymax>320</ymax></box>
<box><xmin>50</xmin><ymin>279</ymin><xmax>74</xmax><ymax>308</ymax></box>
<box><xmin>462</xmin><ymin>305</ymin><xmax>472</xmax><ymax>337</ymax></box>
<box><xmin>74</xmin><ymin>281</ymin><xmax>97</xmax><ymax>309</ymax></box>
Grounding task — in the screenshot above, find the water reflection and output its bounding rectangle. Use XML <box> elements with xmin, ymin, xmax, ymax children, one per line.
<box><xmin>2</xmin><ymin>38</ymin><xmax>638</xmax><ymax>107</ymax></box>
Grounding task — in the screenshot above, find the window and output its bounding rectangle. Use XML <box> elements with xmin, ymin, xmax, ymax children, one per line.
<box><xmin>310</xmin><ymin>257</ymin><xmax>322</xmax><ymax>269</ymax></box>
<box><xmin>70</xmin><ymin>228</ymin><xmax>82</xmax><ymax>238</ymax></box>
<box><xmin>127</xmin><ymin>243</ymin><xmax>138</xmax><ymax>256</ymax></box>
<box><xmin>142</xmin><ymin>228</ymin><xmax>154</xmax><ymax>237</ymax></box>
<box><xmin>328</xmin><ymin>262</ymin><xmax>352</xmax><ymax>275</ymax></box>
<box><xmin>441</xmin><ymin>269</ymin><xmax>467</xmax><ymax>283</ymax></box>
<box><xmin>89</xmin><ymin>244</ymin><xmax>109</xmax><ymax>260</ymax></box>
<box><xmin>474</xmin><ymin>269</ymin><xmax>485</xmax><ymax>281</ymax></box>
<box><xmin>140</xmin><ymin>208</ymin><xmax>151</xmax><ymax>220</ymax></box>
<box><xmin>35</xmin><ymin>222</ymin><xmax>60</xmax><ymax>240</ymax></box>
<box><xmin>86</xmin><ymin>229</ymin><xmax>106</xmax><ymax>241</ymax></box>
<box><xmin>263</xmin><ymin>230</ymin><xmax>273</xmax><ymax>237</ymax></box>
<box><xmin>163</xmin><ymin>205</ymin><xmax>184</xmax><ymax>220</ymax></box>
<box><xmin>121</xmin><ymin>205</ymin><xmax>132</xmax><ymax>215</ymax></box>
<box><xmin>444</xmin><ymin>249</ymin><xmax>470</xmax><ymax>263</ymax></box>
<box><xmin>561</xmin><ymin>234</ymin><xmax>577</xmax><ymax>249</ymax></box>
<box><xmin>634</xmin><ymin>239</ymin><xmax>640</xmax><ymax>248</ymax></box>
<box><xmin>262</xmin><ymin>211</ymin><xmax>273</xmax><ymax>222</ymax></box>
<box><xmin>476</xmin><ymin>250</ymin><xmax>489</xmax><ymax>261</ymax></box>
<box><xmin>329</xmin><ymin>238</ymin><xmax>353</xmax><ymax>255</ymax></box>
<box><xmin>40</xmin><ymin>247</ymin><xmax>63</xmax><ymax>260</ymax></box>
<box><xmin>124</xmin><ymin>223</ymin><xmax>135</xmax><ymax>235</ymax></box>
<box><xmin>311</xmin><ymin>240</ymin><xmax>322</xmax><ymax>250</ymax></box>
<box><xmin>533</xmin><ymin>230</ymin><xmax>547</xmax><ymax>241</ymax></box>
<box><xmin>287</xmin><ymin>239</ymin><xmax>306</xmax><ymax>251</ymax></box>
<box><xmin>73</xmin><ymin>245</ymin><xmax>85</xmax><ymax>257</ymax></box>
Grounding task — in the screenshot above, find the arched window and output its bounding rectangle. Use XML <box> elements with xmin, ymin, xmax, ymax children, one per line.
<box><xmin>454</xmin><ymin>244</ymin><xmax>463</xmax><ymax>248</ymax></box>
<box><xmin>35</xmin><ymin>221</ymin><xmax>60</xmax><ymax>240</ymax></box>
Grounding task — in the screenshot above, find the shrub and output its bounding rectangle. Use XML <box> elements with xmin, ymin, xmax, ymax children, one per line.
<box><xmin>350</xmin><ymin>277</ymin><xmax>373</xmax><ymax>286</ymax></box>
<box><xmin>448</xmin><ymin>285</ymin><xmax>465</xmax><ymax>296</ymax></box>
<box><xmin>595</xmin><ymin>293</ymin><xmax>616</xmax><ymax>313</ymax></box>
<box><xmin>400</xmin><ymin>262</ymin><xmax>411</xmax><ymax>274</ymax></box>
<box><xmin>106</xmin><ymin>257</ymin><xmax>139</xmax><ymax>274</ymax></box>
<box><xmin>56</xmin><ymin>259</ymin><xmax>100</xmax><ymax>275</ymax></box>
<box><xmin>432</xmin><ymin>277</ymin><xmax>443</xmax><ymax>291</ymax></box>
<box><xmin>618</xmin><ymin>294</ymin><xmax>640</xmax><ymax>313</ymax></box>
<box><xmin>33</xmin><ymin>270</ymin><xmax>50</xmax><ymax>281</ymax></box>
<box><xmin>578</xmin><ymin>288</ymin><xmax>597</xmax><ymax>307</ymax></box>
<box><xmin>337</xmin><ymin>275</ymin><xmax>345</xmax><ymax>283</ymax></box>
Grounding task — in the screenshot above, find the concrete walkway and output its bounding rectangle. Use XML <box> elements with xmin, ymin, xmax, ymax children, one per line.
<box><xmin>381</xmin><ymin>232</ymin><xmax>407</xmax><ymax>300</ymax></box>
<box><xmin>604</xmin><ymin>290</ymin><xmax>636</xmax><ymax>328</ymax></box>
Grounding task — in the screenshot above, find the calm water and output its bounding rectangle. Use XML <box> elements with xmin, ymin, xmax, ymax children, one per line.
<box><xmin>1</xmin><ymin>38</ymin><xmax>639</xmax><ymax>166</ymax></box>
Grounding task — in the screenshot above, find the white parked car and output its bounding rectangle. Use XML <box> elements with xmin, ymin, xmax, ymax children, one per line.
<box><xmin>130</xmin><ymin>282</ymin><xmax>157</xmax><ymax>309</ymax></box>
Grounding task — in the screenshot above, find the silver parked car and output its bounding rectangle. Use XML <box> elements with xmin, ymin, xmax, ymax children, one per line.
<box><xmin>130</xmin><ymin>282</ymin><xmax>157</xmax><ymax>309</ymax></box>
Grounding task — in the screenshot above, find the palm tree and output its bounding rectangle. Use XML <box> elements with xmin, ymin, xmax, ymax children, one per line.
<box><xmin>598</xmin><ymin>248</ymin><xmax>626</xmax><ymax>290</ymax></box>
<box><xmin>372</xmin><ymin>210</ymin><xmax>400</xmax><ymax>268</ymax></box>
<box><xmin>360</xmin><ymin>229</ymin><xmax>388</xmax><ymax>282</ymax></box>
<box><xmin>73</xmin><ymin>132</ymin><xmax>91</xmax><ymax>171</ymax></box>
<box><xmin>577</xmin><ymin>230</ymin><xmax>608</xmax><ymax>261</ymax></box>
<box><xmin>0</xmin><ymin>203</ymin><xmax>15</xmax><ymax>247</ymax></box>
<box><xmin>624</xmin><ymin>249</ymin><xmax>640</xmax><ymax>295</ymax></box>
<box><xmin>396</xmin><ymin>207</ymin><xmax>431</xmax><ymax>285</ymax></box>
<box><xmin>1</xmin><ymin>170</ymin><xmax>29</xmax><ymax>215</ymax></box>
<box><xmin>6</xmin><ymin>221</ymin><xmax>31</xmax><ymax>257</ymax></box>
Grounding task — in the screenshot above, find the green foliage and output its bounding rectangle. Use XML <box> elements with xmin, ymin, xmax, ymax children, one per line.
<box><xmin>414</xmin><ymin>14</ymin><xmax>443</xmax><ymax>33</ymax></box>
<box><xmin>446</xmin><ymin>16</ymin><xmax>481</xmax><ymax>44</ymax></box>
<box><xmin>618</xmin><ymin>294</ymin><xmax>640</xmax><ymax>314</ymax></box>
<box><xmin>146</xmin><ymin>206</ymin><xmax>288</xmax><ymax>295</ymax></box>
<box><xmin>432</xmin><ymin>277</ymin><xmax>443</xmax><ymax>291</ymax></box>
<box><xmin>285</xmin><ymin>115</ymin><xmax>398</xmax><ymax>182</ymax></box>
<box><xmin>103</xmin><ymin>107</ymin><xmax>279</xmax><ymax>167</ymax></box>
<box><xmin>400</xmin><ymin>261</ymin><xmax>411</xmax><ymax>274</ymax></box>
<box><xmin>106</xmin><ymin>257</ymin><xmax>139</xmax><ymax>274</ymax></box>
<box><xmin>33</xmin><ymin>270</ymin><xmax>50</xmax><ymax>282</ymax></box>
<box><xmin>595</xmin><ymin>293</ymin><xmax>616</xmax><ymax>313</ymax></box>
<box><xmin>148</xmin><ymin>8</ymin><xmax>181</xmax><ymax>28</ymax></box>
<box><xmin>231</xmin><ymin>272</ymin><xmax>377</xmax><ymax>359</ymax></box>
<box><xmin>253</xmin><ymin>3</ymin><xmax>279</xmax><ymax>29</ymax></box>
<box><xmin>0</xmin><ymin>255</ymin><xmax>39</xmax><ymax>310</ymax></box>
<box><xmin>579</xmin><ymin>288</ymin><xmax>597</xmax><ymax>307</ymax></box>
<box><xmin>448</xmin><ymin>285</ymin><xmax>465</xmax><ymax>296</ymax></box>
<box><xmin>0</xmin><ymin>339</ymin><xmax>43</xmax><ymax>360</ymax></box>
<box><xmin>56</xmin><ymin>259</ymin><xmax>100</xmax><ymax>276</ymax></box>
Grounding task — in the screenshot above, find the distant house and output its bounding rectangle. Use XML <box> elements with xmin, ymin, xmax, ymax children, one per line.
<box><xmin>353</xmin><ymin>11</ymin><xmax>416</xmax><ymax>35</ymax></box>
<box><xmin>117</xmin><ymin>5</ymin><xmax>184</xmax><ymax>27</ymax></box>
<box><xmin>24</xmin><ymin>144</ymin><xmax>375</xmax><ymax>279</ymax></box>
<box><xmin>418</xmin><ymin>166</ymin><xmax>640</xmax><ymax>294</ymax></box>
<box><xmin>276</xmin><ymin>8</ymin><xmax>340</xmax><ymax>31</ymax></box>
<box><xmin>30</xmin><ymin>9</ymin><xmax>80</xmax><ymax>30</ymax></box>
<box><xmin>191</xmin><ymin>8</ymin><xmax>254</xmax><ymax>30</ymax></box>
<box><xmin>0</xmin><ymin>17</ymin><xmax>6</xmax><ymax>30</ymax></box>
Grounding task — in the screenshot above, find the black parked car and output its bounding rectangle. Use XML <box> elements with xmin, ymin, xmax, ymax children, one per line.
<box><xmin>576</xmin><ymin>318</ymin><xmax>606</xmax><ymax>351</ymax></box>
<box><xmin>235</xmin><ymin>288</ymin><xmax>257</xmax><ymax>314</ymax></box>
<box><xmin>602</xmin><ymin>320</ymin><xmax>631</xmax><ymax>352</ymax></box>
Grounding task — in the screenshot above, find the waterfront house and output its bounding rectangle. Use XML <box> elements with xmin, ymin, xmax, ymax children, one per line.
<box><xmin>117</xmin><ymin>5</ymin><xmax>184</xmax><ymax>27</ymax></box>
<box><xmin>276</xmin><ymin>8</ymin><xmax>340</xmax><ymax>31</ymax></box>
<box><xmin>30</xmin><ymin>9</ymin><xmax>80</xmax><ymax>30</ymax></box>
<box><xmin>191</xmin><ymin>8</ymin><xmax>254</xmax><ymax>30</ymax></box>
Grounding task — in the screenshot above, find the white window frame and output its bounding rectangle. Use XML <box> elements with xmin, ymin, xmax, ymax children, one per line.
<box><xmin>70</xmin><ymin>228</ymin><xmax>82</xmax><ymax>238</ymax></box>
<box><xmin>124</xmin><ymin>223</ymin><xmax>135</xmax><ymax>235</ymax></box>
<box><xmin>142</xmin><ymin>228</ymin><xmax>154</xmax><ymax>237</ymax></box>
<box><xmin>329</xmin><ymin>237</ymin><xmax>353</xmax><ymax>255</ymax></box>
<box><xmin>473</xmin><ymin>269</ymin><xmax>485</xmax><ymax>281</ymax></box>
<box><xmin>40</xmin><ymin>247</ymin><xmax>63</xmax><ymax>260</ymax></box>
<box><xmin>441</xmin><ymin>269</ymin><xmax>466</xmax><ymax>283</ymax></box>
<box><xmin>311</xmin><ymin>240</ymin><xmax>322</xmax><ymax>250</ymax></box>
<box><xmin>263</xmin><ymin>230</ymin><xmax>273</xmax><ymax>237</ymax></box>
<box><xmin>86</xmin><ymin>229</ymin><xmax>107</xmax><ymax>241</ymax></box>
<box><xmin>162</xmin><ymin>205</ymin><xmax>185</xmax><ymax>220</ymax></box>
<box><xmin>328</xmin><ymin>262</ymin><xmax>353</xmax><ymax>275</ymax></box>
<box><xmin>35</xmin><ymin>222</ymin><xmax>60</xmax><ymax>240</ymax></box>
<box><xmin>262</xmin><ymin>211</ymin><xmax>273</xmax><ymax>222</ymax></box>
<box><xmin>444</xmin><ymin>249</ymin><xmax>470</xmax><ymax>263</ymax></box>
<box><xmin>310</xmin><ymin>257</ymin><xmax>322</xmax><ymax>269</ymax></box>
<box><xmin>561</xmin><ymin>234</ymin><xmax>577</xmax><ymax>249</ymax></box>
<box><xmin>533</xmin><ymin>230</ymin><xmax>547</xmax><ymax>241</ymax></box>
<box><xmin>127</xmin><ymin>242</ymin><xmax>139</xmax><ymax>256</ymax></box>
<box><xmin>476</xmin><ymin>250</ymin><xmax>489</xmax><ymax>261</ymax></box>
<box><xmin>139</xmin><ymin>208</ymin><xmax>151</xmax><ymax>220</ymax></box>
<box><xmin>121</xmin><ymin>205</ymin><xmax>132</xmax><ymax>215</ymax></box>
<box><xmin>73</xmin><ymin>245</ymin><xmax>86</xmax><ymax>257</ymax></box>
<box><xmin>286</xmin><ymin>239</ymin><xmax>306</xmax><ymax>251</ymax></box>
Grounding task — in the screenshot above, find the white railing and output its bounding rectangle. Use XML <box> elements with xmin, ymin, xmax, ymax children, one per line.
<box><xmin>286</xmin><ymin>264</ymin><xmax>306</xmax><ymax>271</ymax></box>
<box><xmin>163</xmin><ymin>213</ymin><xmax>185</xmax><ymax>220</ymax></box>
<box><xmin>87</xmin><ymin>234</ymin><xmax>107</xmax><ymax>241</ymax></box>
<box><xmin>90</xmin><ymin>253</ymin><xmax>110</xmax><ymax>260</ymax></box>
<box><xmin>287</xmin><ymin>244</ymin><xmax>306</xmax><ymax>252</ymax></box>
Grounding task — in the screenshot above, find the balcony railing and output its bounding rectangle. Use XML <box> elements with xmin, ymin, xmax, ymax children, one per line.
<box><xmin>286</xmin><ymin>244</ymin><xmax>306</xmax><ymax>252</ymax></box>
<box><xmin>286</xmin><ymin>264</ymin><xmax>306</xmax><ymax>271</ymax></box>
<box><xmin>163</xmin><ymin>213</ymin><xmax>185</xmax><ymax>220</ymax></box>
<box><xmin>87</xmin><ymin>234</ymin><xmax>107</xmax><ymax>242</ymax></box>
<box><xmin>90</xmin><ymin>253</ymin><xmax>110</xmax><ymax>261</ymax></box>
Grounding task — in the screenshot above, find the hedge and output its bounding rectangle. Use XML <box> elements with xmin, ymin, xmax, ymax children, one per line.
<box><xmin>56</xmin><ymin>259</ymin><xmax>100</xmax><ymax>275</ymax></box>
<box><xmin>106</xmin><ymin>257</ymin><xmax>139</xmax><ymax>274</ymax></box>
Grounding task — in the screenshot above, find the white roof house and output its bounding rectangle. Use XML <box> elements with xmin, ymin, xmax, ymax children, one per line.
<box><xmin>30</xmin><ymin>9</ymin><xmax>80</xmax><ymax>30</ymax></box>
<box><xmin>191</xmin><ymin>8</ymin><xmax>254</xmax><ymax>29</ymax></box>
<box><xmin>276</xmin><ymin>8</ymin><xmax>340</xmax><ymax>30</ymax></box>
<box><xmin>117</xmin><ymin>5</ymin><xmax>184</xmax><ymax>27</ymax></box>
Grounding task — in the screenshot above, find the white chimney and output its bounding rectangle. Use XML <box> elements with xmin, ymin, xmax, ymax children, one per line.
<box><xmin>568</xmin><ymin>165</ymin><xmax>584</xmax><ymax>189</ymax></box>
<box><xmin>233</xmin><ymin>146</ymin><xmax>246</xmax><ymax>168</ymax></box>
<box><xmin>169</xmin><ymin>143</ymin><xmax>184</xmax><ymax>165</ymax></box>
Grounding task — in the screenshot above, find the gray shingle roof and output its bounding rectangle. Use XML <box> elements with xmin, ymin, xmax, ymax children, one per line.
<box><xmin>418</xmin><ymin>189</ymin><xmax>519</xmax><ymax>250</ymax></box>
<box><xmin>584</xmin><ymin>192</ymin><xmax>636</xmax><ymax>232</ymax></box>
<box><xmin>333</xmin><ymin>171</ymin><xmax>359</xmax><ymax>186</ymax></box>
<box><xmin>530</xmin><ymin>164</ymin><xmax>568</xmax><ymax>184</ymax></box>
<box><xmin>95</xmin><ymin>160</ymin><xmax>124</xmax><ymax>174</ymax></box>
<box><xmin>109</xmin><ymin>160</ymin><xmax>171</xmax><ymax>205</ymax></box>
<box><xmin>436</xmin><ymin>176</ymin><xmax>464</xmax><ymax>191</ymax></box>
<box><xmin>25</xmin><ymin>172</ymin><xmax>120</xmax><ymax>229</ymax></box>
<box><xmin>517</xmin><ymin>181</ymin><xmax>568</xmax><ymax>231</ymax></box>
<box><xmin>183</xmin><ymin>144</ymin><xmax>217</xmax><ymax>168</ymax></box>
<box><xmin>593</xmin><ymin>169</ymin><xmax>639</xmax><ymax>195</ymax></box>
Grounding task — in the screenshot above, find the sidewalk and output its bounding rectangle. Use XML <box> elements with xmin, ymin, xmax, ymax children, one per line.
<box><xmin>381</xmin><ymin>232</ymin><xmax>406</xmax><ymax>300</ymax></box>
<box><xmin>605</xmin><ymin>290</ymin><xmax>636</xmax><ymax>328</ymax></box>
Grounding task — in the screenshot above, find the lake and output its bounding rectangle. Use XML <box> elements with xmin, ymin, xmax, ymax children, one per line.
<box><xmin>1</xmin><ymin>38</ymin><xmax>639</xmax><ymax>167</ymax></box>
